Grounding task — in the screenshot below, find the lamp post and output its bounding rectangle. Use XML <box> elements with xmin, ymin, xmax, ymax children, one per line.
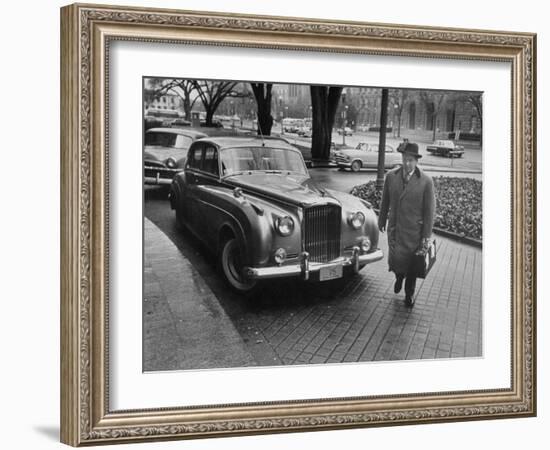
<box><xmin>341</xmin><ymin>88</ymin><xmax>348</xmax><ymax>146</ymax></box>
<box><xmin>342</xmin><ymin>105</ymin><xmax>349</xmax><ymax>146</ymax></box>
<box><xmin>279</xmin><ymin>96</ymin><xmax>284</xmax><ymax>135</ymax></box>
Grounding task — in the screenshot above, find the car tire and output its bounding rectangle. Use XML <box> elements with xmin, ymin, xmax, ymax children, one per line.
<box><xmin>220</xmin><ymin>237</ymin><xmax>258</xmax><ymax>294</ymax></box>
<box><xmin>351</xmin><ymin>160</ymin><xmax>362</xmax><ymax>172</ymax></box>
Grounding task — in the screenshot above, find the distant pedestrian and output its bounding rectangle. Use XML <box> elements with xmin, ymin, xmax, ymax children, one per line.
<box><xmin>378</xmin><ymin>141</ymin><xmax>436</xmax><ymax>306</ymax></box>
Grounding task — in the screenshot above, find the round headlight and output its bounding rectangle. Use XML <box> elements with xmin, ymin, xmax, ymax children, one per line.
<box><xmin>273</xmin><ymin>248</ymin><xmax>287</xmax><ymax>265</ymax></box>
<box><xmin>165</xmin><ymin>157</ymin><xmax>177</xmax><ymax>168</ymax></box>
<box><xmin>276</xmin><ymin>216</ymin><xmax>294</xmax><ymax>236</ymax></box>
<box><xmin>348</xmin><ymin>212</ymin><xmax>366</xmax><ymax>229</ymax></box>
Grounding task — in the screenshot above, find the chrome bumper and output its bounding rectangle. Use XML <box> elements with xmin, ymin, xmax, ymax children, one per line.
<box><xmin>335</xmin><ymin>160</ymin><xmax>352</xmax><ymax>168</ymax></box>
<box><xmin>245</xmin><ymin>247</ymin><xmax>383</xmax><ymax>281</ymax></box>
<box><xmin>144</xmin><ymin>175</ymin><xmax>173</xmax><ymax>185</ymax></box>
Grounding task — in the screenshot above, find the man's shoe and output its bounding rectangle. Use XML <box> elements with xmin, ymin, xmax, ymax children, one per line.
<box><xmin>394</xmin><ymin>275</ymin><xmax>404</xmax><ymax>294</ymax></box>
<box><xmin>405</xmin><ymin>294</ymin><xmax>415</xmax><ymax>307</ymax></box>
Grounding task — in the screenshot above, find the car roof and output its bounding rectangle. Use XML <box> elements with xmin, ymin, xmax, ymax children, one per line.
<box><xmin>146</xmin><ymin>127</ymin><xmax>207</xmax><ymax>139</ymax></box>
<box><xmin>195</xmin><ymin>136</ymin><xmax>298</xmax><ymax>150</ymax></box>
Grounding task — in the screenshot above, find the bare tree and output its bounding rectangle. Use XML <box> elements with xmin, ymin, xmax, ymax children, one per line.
<box><xmin>310</xmin><ymin>86</ymin><xmax>343</xmax><ymax>161</ymax></box>
<box><xmin>144</xmin><ymin>78</ymin><xmax>199</xmax><ymax>120</ymax></box>
<box><xmin>389</xmin><ymin>89</ymin><xmax>409</xmax><ymax>138</ymax></box>
<box><xmin>250</xmin><ymin>83</ymin><xmax>273</xmax><ymax>136</ymax></box>
<box><xmin>191</xmin><ymin>81</ymin><xmax>243</xmax><ymax>127</ymax></box>
<box><xmin>467</xmin><ymin>93</ymin><xmax>483</xmax><ymax>145</ymax></box>
<box><xmin>419</xmin><ymin>91</ymin><xmax>447</xmax><ymax>141</ymax></box>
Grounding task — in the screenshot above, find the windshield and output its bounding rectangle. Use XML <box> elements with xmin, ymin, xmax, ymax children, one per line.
<box><xmin>220</xmin><ymin>146</ymin><xmax>308</xmax><ymax>176</ymax></box>
<box><xmin>145</xmin><ymin>132</ymin><xmax>193</xmax><ymax>149</ymax></box>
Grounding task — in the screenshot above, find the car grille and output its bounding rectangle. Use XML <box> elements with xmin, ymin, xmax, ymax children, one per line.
<box><xmin>144</xmin><ymin>164</ymin><xmax>178</xmax><ymax>180</ymax></box>
<box><xmin>303</xmin><ymin>204</ymin><xmax>341</xmax><ymax>263</ymax></box>
<box><xmin>334</xmin><ymin>155</ymin><xmax>350</xmax><ymax>164</ymax></box>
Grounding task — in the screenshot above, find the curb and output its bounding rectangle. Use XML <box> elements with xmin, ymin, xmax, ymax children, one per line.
<box><xmin>143</xmin><ymin>218</ymin><xmax>256</xmax><ymax>371</ymax></box>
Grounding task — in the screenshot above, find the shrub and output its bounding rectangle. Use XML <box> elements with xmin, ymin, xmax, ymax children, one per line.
<box><xmin>350</xmin><ymin>176</ymin><xmax>482</xmax><ymax>240</ymax></box>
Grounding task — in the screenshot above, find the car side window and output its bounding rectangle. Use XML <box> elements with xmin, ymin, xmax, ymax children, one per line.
<box><xmin>188</xmin><ymin>145</ymin><xmax>204</xmax><ymax>170</ymax></box>
<box><xmin>202</xmin><ymin>146</ymin><xmax>219</xmax><ymax>176</ymax></box>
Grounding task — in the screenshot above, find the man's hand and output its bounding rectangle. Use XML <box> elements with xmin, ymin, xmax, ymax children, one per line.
<box><xmin>378</xmin><ymin>221</ymin><xmax>386</xmax><ymax>233</ymax></box>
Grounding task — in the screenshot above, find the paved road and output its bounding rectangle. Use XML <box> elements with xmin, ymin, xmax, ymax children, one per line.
<box><xmin>144</xmin><ymin>170</ymin><xmax>482</xmax><ymax>369</ymax></box>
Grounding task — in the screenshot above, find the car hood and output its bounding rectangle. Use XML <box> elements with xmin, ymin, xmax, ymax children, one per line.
<box><xmin>144</xmin><ymin>145</ymin><xmax>188</xmax><ymax>163</ymax></box>
<box><xmin>225</xmin><ymin>173</ymin><xmax>342</xmax><ymax>208</ymax></box>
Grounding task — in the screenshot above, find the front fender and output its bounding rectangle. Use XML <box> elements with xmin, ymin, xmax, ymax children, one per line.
<box><xmin>200</xmin><ymin>186</ymin><xmax>301</xmax><ymax>267</ymax></box>
<box><xmin>327</xmin><ymin>189</ymin><xmax>380</xmax><ymax>251</ymax></box>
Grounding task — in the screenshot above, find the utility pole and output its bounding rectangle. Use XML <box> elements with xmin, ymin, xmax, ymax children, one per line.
<box><xmin>376</xmin><ymin>88</ymin><xmax>389</xmax><ymax>191</ymax></box>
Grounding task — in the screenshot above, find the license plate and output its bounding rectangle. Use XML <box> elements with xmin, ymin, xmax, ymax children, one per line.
<box><xmin>319</xmin><ymin>264</ymin><xmax>343</xmax><ymax>281</ymax></box>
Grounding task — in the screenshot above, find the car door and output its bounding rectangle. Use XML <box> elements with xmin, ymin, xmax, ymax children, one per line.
<box><xmin>355</xmin><ymin>143</ymin><xmax>370</xmax><ymax>167</ymax></box>
<box><xmin>191</xmin><ymin>145</ymin><xmax>223</xmax><ymax>246</ymax></box>
<box><xmin>362</xmin><ymin>144</ymin><xmax>377</xmax><ymax>168</ymax></box>
<box><xmin>384</xmin><ymin>145</ymin><xmax>399</xmax><ymax>168</ymax></box>
<box><xmin>183</xmin><ymin>143</ymin><xmax>205</xmax><ymax>235</ymax></box>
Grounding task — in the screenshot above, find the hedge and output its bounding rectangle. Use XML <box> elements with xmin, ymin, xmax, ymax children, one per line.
<box><xmin>350</xmin><ymin>176</ymin><xmax>482</xmax><ymax>240</ymax></box>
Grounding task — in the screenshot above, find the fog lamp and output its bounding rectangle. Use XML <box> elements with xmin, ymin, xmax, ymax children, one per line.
<box><xmin>360</xmin><ymin>237</ymin><xmax>371</xmax><ymax>253</ymax></box>
<box><xmin>274</xmin><ymin>248</ymin><xmax>287</xmax><ymax>265</ymax></box>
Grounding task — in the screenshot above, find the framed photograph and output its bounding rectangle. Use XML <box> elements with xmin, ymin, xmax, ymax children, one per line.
<box><xmin>60</xmin><ymin>3</ymin><xmax>536</xmax><ymax>446</ymax></box>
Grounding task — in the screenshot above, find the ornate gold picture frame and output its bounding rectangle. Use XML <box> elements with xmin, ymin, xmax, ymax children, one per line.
<box><xmin>60</xmin><ymin>3</ymin><xmax>536</xmax><ymax>446</ymax></box>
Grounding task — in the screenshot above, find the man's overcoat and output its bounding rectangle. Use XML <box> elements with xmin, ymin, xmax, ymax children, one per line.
<box><xmin>378</xmin><ymin>166</ymin><xmax>436</xmax><ymax>274</ymax></box>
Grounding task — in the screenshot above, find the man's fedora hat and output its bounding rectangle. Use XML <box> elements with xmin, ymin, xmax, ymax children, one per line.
<box><xmin>397</xmin><ymin>141</ymin><xmax>422</xmax><ymax>158</ymax></box>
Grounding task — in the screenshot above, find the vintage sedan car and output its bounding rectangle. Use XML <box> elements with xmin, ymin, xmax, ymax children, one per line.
<box><xmin>333</xmin><ymin>142</ymin><xmax>402</xmax><ymax>172</ymax></box>
<box><xmin>337</xmin><ymin>126</ymin><xmax>353</xmax><ymax>136</ymax></box>
<box><xmin>169</xmin><ymin>136</ymin><xmax>383</xmax><ymax>293</ymax></box>
<box><xmin>144</xmin><ymin>128</ymin><xmax>207</xmax><ymax>185</ymax></box>
<box><xmin>170</xmin><ymin>118</ymin><xmax>191</xmax><ymax>128</ymax></box>
<box><xmin>426</xmin><ymin>139</ymin><xmax>465</xmax><ymax>158</ymax></box>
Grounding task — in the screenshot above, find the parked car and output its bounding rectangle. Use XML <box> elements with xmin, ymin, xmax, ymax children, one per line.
<box><xmin>200</xmin><ymin>119</ymin><xmax>224</xmax><ymax>128</ymax></box>
<box><xmin>144</xmin><ymin>128</ymin><xmax>207</xmax><ymax>185</ymax></box>
<box><xmin>333</xmin><ymin>142</ymin><xmax>402</xmax><ymax>172</ymax></box>
<box><xmin>337</xmin><ymin>127</ymin><xmax>353</xmax><ymax>136</ymax></box>
<box><xmin>170</xmin><ymin>118</ymin><xmax>191</xmax><ymax>128</ymax></box>
<box><xmin>426</xmin><ymin>139</ymin><xmax>465</xmax><ymax>158</ymax></box>
<box><xmin>297</xmin><ymin>126</ymin><xmax>312</xmax><ymax>138</ymax></box>
<box><xmin>169</xmin><ymin>136</ymin><xmax>383</xmax><ymax>293</ymax></box>
<box><xmin>144</xmin><ymin>108</ymin><xmax>182</xmax><ymax>127</ymax></box>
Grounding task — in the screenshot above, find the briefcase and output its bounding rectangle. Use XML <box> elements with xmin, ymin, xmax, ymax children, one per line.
<box><xmin>408</xmin><ymin>239</ymin><xmax>437</xmax><ymax>279</ymax></box>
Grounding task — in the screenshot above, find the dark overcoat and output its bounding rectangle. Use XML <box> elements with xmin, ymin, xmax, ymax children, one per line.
<box><xmin>378</xmin><ymin>166</ymin><xmax>436</xmax><ymax>274</ymax></box>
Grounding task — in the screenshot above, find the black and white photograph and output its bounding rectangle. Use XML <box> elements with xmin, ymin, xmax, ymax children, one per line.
<box><xmin>142</xmin><ymin>77</ymin><xmax>483</xmax><ymax>372</ymax></box>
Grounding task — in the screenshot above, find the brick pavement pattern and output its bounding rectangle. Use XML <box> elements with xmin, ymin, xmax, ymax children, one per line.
<box><xmin>231</xmin><ymin>234</ymin><xmax>482</xmax><ymax>367</ymax></box>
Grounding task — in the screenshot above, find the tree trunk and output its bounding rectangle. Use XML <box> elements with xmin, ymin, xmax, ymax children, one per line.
<box><xmin>310</xmin><ymin>86</ymin><xmax>342</xmax><ymax>160</ymax></box>
<box><xmin>397</xmin><ymin>111</ymin><xmax>402</xmax><ymax>137</ymax></box>
<box><xmin>183</xmin><ymin>96</ymin><xmax>191</xmax><ymax>121</ymax></box>
<box><xmin>205</xmin><ymin>109</ymin><xmax>214</xmax><ymax>127</ymax></box>
<box><xmin>376</xmin><ymin>89</ymin><xmax>389</xmax><ymax>191</ymax></box>
<box><xmin>251</xmin><ymin>83</ymin><xmax>273</xmax><ymax>136</ymax></box>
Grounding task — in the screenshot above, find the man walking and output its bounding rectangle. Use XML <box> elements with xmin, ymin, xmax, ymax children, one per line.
<box><xmin>378</xmin><ymin>141</ymin><xmax>436</xmax><ymax>306</ymax></box>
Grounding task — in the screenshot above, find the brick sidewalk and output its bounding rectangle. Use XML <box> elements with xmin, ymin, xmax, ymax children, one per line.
<box><xmin>228</xmin><ymin>234</ymin><xmax>482</xmax><ymax>366</ymax></box>
<box><xmin>143</xmin><ymin>218</ymin><xmax>256</xmax><ymax>371</ymax></box>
